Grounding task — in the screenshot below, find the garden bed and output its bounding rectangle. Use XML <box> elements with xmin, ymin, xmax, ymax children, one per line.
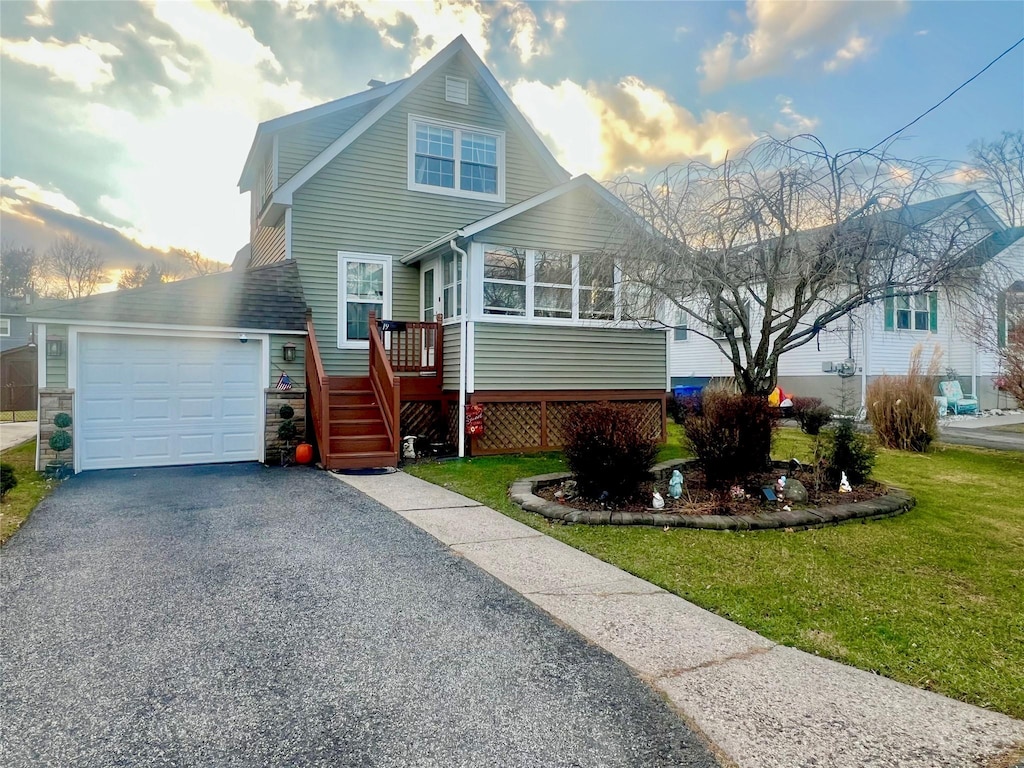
<box><xmin>512</xmin><ymin>459</ymin><xmax>914</xmax><ymax>530</ymax></box>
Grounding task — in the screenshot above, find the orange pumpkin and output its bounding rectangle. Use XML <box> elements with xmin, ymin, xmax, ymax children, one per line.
<box><xmin>295</xmin><ymin>443</ymin><xmax>314</xmax><ymax>465</ymax></box>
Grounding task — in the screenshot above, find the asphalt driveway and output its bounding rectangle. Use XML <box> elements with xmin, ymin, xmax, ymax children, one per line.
<box><xmin>0</xmin><ymin>464</ymin><xmax>718</xmax><ymax>768</ymax></box>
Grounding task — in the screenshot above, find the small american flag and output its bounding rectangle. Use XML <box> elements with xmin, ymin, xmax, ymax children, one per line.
<box><xmin>276</xmin><ymin>372</ymin><xmax>293</xmax><ymax>391</ymax></box>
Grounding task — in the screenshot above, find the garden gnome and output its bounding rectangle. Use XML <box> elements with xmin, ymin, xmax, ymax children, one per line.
<box><xmin>668</xmin><ymin>470</ymin><xmax>684</xmax><ymax>499</ymax></box>
<box><xmin>652</xmin><ymin>491</ymin><xmax>665</xmax><ymax>509</ymax></box>
<box><xmin>839</xmin><ymin>471</ymin><xmax>852</xmax><ymax>493</ymax></box>
<box><xmin>776</xmin><ymin>475</ymin><xmax>787</xmax><ymax>493</ymax></box>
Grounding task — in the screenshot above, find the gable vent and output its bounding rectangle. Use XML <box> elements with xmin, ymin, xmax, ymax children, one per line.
<box><xmin>445</xmin><ymin>76</ymin><xmax>469</xmax><ymax>105</ymax></box>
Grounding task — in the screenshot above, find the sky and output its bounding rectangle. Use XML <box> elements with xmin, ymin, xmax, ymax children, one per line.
<box><xmin>1</xmin><ymin>0</ymin><xmax>1022</xmax><ymax>278</ymax></box>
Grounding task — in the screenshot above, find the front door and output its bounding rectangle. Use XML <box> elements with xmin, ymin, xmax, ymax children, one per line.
<box><xmin>421</xmin><ymin>260</ymin><xmax>443</xmax><ymax>367</ymax></box>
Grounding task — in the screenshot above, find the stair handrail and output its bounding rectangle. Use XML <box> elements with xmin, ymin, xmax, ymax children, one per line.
<box><xmin>305</xmin><ymin>314</ymin><xmax>330</xmax><ymax>461</ymax></box>
<box><xmin>368</xmin><ymin>311</ymin><xmax>400</xmax><ymax>465</ymax></box>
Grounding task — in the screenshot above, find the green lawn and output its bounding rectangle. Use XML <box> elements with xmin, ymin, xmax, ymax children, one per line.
<box><xmin>407</xmin><ymin>424</ymin><xmax>1024</xmax><ymax>719</ymax></box>
<box><xmin>1</xmin><ymin>440</ymin><xmax>53</xmax><ymax>544</ymax></box>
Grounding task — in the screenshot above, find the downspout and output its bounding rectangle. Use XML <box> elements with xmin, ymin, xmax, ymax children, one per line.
<box><xmin>451</xmin><ymin>239</ymin><xmax>470</xmax><ymax>458</ymax></box>
<box><xmin>860</xmin><ymin>309</ymin><xmax>869</xmax><ymax>415</ymax></box>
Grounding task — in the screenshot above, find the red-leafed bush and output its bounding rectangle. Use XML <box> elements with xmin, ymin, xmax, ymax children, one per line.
<box><xmin>792</xmin><ymin>396</ymin><xmax>834</xmax><ymax>436</ymax></box>
<box><xmin>680</xmin><ymin>389</ymin><xmax>777</xmax><ymax>489</ymax></box>
<box><xmin>563</xmin><ymin>402</ymin><xmax>659</xmax><ymax>502</ymax></box>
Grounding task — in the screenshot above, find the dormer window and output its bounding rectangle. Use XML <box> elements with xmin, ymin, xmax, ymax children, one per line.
<box><xmin>408</xmin><ymin>115</ymin><xmax>504</xmax><ymax>202</ymax></box>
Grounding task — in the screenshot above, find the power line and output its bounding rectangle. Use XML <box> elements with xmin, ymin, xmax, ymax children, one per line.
<box><xmin>860</xmin><ymin>36</ymin><xmax>1024</xmax><ymax>158</ymax></box>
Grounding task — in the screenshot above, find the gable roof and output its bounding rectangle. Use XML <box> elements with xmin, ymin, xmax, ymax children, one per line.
<box><xmin>238</xmin><ymin>80</ymin><xmax>404</xmax><ymax>189</ymax></box>
<box><xmin>27</xmin><ymin>261</ymin><xmax>307</xmax><ymax>333</ymax></box>
<box><xmin>958</xmin><ymin>225</ymin><xmax>1024</xmax><ymax>268</ymax></box>
<box><xmin>401</xmin><ymin>174</ymin><xmax>638</xmax><ymax>264</ymax></box>
<box><xmin>270</xmin><ymin>36</ymin><xmax>569</xmax><ymax>208</ymax></box>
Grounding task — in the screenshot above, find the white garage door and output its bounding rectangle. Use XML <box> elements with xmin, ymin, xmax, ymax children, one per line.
<box><xmin>77</xmin><ymin>333</ymin><xmax>263</xmax><ymax>471</ymax></box>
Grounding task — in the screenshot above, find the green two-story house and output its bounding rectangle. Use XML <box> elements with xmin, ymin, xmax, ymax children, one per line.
<box><xmin>30</xmin><ymin>36</ymin><xmax>668</xmax><ymax>473</ymax></box>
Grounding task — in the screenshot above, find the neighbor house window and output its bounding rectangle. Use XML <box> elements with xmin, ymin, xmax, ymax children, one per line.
<box><xmin>885</xmin><ymin>288</ymin><xmax>937</xmax><ymax>333</ymax></box>
<box><xmin>0</xmin><ymin>318</ymin><xmax>9</xmax><ymax>337</ymax></box>
<box><xmin>442</xmin><ymin>251</ymin><xmax>463</xmax><ymax>318</ymax></box>
<box><xmin>673</xmin><ymin>313</ymin><xmax>688</xmax><ymax>341</ymax></box>
<box><xmin>409</xmin><ymin>116</ymin><xmax>504</xmax><ymax>201</ymax></box>
<box><xmin>338</xmin><ymin>253</ymin><xmax>390</xmax><ymax>345</ymax></box>
<box><xmin>482</xmin><ymin>248</ymin><xmax>526</xmax><ymax>316</ymax></box>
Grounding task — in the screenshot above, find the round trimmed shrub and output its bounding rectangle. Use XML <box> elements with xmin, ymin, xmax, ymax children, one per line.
<box><xmin>49</xmin><ymin>430</ymin><xmax>72</xmax><ymax>454</ymax></box>
<box><xmin>53</xmin><ymin>412</ymin><xmax>72</xmax><ymax>429</ymax></box>
<box><xmin>277</xmin><ymin>420</ymin><xmax>299</xmax><ymax>443</ymax></box>
<box><xmin>278</xmin><ymin>404</ymin><xmax>295</xmax><ymax>420</ymax></box>
<box><xmin>563</xmin><ymin>402</ymin><xmax>659</xmax><ymax>503</ymax></box>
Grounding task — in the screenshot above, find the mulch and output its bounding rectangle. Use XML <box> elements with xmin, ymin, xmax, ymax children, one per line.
<box><xmin>536</xmin><ymin>467</ymin><xmax>887</xmax><ymax>517</ymax></box>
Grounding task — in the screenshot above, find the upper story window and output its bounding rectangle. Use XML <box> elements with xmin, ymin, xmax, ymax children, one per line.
<box><xmin>408</xmin><ymin>116</ymin><xmax>504</xmax><ymax>202</ymax></box>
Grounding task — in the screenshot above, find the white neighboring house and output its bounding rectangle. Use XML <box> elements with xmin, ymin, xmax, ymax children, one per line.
<box><xmin>668</xmin><ymin>193</ymin><xmax>1024</xmax><ymax>411</ymax></box>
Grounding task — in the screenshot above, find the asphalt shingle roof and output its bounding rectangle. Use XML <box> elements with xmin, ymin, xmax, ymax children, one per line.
<box><xmin>28</xmin><ymin>261</ymin><xmax>307</xmax><ymax>332</ymax></box>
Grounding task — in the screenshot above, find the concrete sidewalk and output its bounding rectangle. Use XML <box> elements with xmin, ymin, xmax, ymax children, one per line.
<box><xmin>0</xmin><ymin>422</ymin><xmax>37</xmax><ymax>452</ymax></box>
<box><xmin>939</xmin><ymin>411</ymin><xmax>1024</xmax><ymax>452</ymax></box>
<box><xmin>335</xmin><ymin>470</ymin><xmax>1024</xmax><ymax>768</ymax></box>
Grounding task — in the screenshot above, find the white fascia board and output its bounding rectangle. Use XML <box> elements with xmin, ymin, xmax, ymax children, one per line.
<box><xmin>401</xmin><ymin>231</ymin><xmax>463</xmax><ymax>265</ymax></box>
<box><xmin>275</xmin><ymin>41</ymin><xmax>466</xmax><ymax>206</ymax></box>
<box><xmin>237</xmin><ymin>81</ymin><xmax>403</xmax><ymax>190</ymax></box>
<box><xmin>26</xmin><ymin>318</ymin><xmax>307</xmax><ymax>336</ymax></box>
<box><xmin>275</xmin><ymin>35</ymin><xmax>570</xmax><ymax>206</ymax></box>
<box><xmin>459</xmin><ymin>176</ymin><xmax>591</xmax><ymax>239</ymax></box>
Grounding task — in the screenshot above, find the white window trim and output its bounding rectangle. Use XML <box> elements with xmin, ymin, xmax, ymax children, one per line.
<box><xmin>895</xmin><ymin>293</ymin><xmax>932</xmax><ymax>332</ymax></box>
<box><xmin>442</xmin><ymin>251</ymin><xmax>464</xmax><ymax>321</ymax></box>
<box><xmin>0</xmin><ymin>317</ymin><xmax>10</xmax><ymax>337</ymax></box>
<box><xmin>337</xmin><ymin>252</ymin><xmax>392</xmax><ymax>349</ymax></box>
<box><xmin>470</xmin><ymin>243</ymin><xmax>654</xmax><ymax>329</ymax></box>
<box><xmin>407</xmin><ymin>114</ymin><xmax>505</xmax><ymax>203</ymax></box>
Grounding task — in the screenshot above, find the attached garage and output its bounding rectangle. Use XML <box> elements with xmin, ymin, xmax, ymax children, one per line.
<box><xmin>76</xmin><ymin>333</ymin><xmax>264</xmax><ymax>471</ymax></box>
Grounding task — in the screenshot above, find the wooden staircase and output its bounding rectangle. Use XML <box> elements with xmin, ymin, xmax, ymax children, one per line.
<box><xmin>306</xmin><ymin>312</ymin><xmax>443</xmax><ymax>471</ymax></box>
<box><xmin>324</xmin><ymin>376</ymin><xmax>395</xmax><ymax>469</ymax></box>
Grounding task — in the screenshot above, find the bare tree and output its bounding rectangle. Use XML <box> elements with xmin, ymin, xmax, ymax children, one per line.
<box><xmin>967</xmin><ymin>130</ymin><xmax>1024</xmax><ymax>227</ymax></box>
<box><xmin>173</xmin><ymin>248</ymin><xmax>228</xmax><ymax>277</ymax></box>
<box><xmin>0</xmin><ymin>241</ymin><xmax>39</xmax><ymax>297</ymax></box>
<box><xmin>609</xmin><ymin>135</ymin><xmax>998</xmax><ymax>396</ymax></box>
<box><xmin>117</xmin><ymin>262</ymin><xmax>169</xmax><ymax>290</ymax></box>
<box><xmin>43</xmin><ymin>235</ymin><xmax>106</xmax><ymax>298</ymax></box>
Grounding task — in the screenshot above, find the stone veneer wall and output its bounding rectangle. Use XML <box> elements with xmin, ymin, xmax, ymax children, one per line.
<box><xmin>265</xmin><ymin>388</ymin><xmax>307</xmax><ymax>464</ymax></box>
<box><xmin>38</xmin><ymin>388</ymin><xmax>74</xmax><ymax>468</ymax></box>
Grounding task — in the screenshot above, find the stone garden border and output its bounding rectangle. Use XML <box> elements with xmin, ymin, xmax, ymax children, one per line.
<box><xmin>510</xmin><ymin>459</ymin><xmax>915</xmax><ymax>531</ymax></box>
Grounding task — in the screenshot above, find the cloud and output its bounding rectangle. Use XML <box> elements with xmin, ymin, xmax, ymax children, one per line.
<box><xmin>774</xmin><ymin>96</ymin><xmax>819</xmax><ymax>135</ymax></box>
<box><xmin>699</xmin><ymin>0</ymin><xmax>907</xmax><ymax>91</ymax></box>
<box><xmin>511</xmin><ymin>77</ymin><xmax>757</xmax><ymax>177</ymax></box>
<box><xmin>319</xmin><ymin>0</ymin><xmax>564</xmax><ymax>68</ymax></box>
<box><xmin>0</xmin><ymin>35</ymin><xmax>122</xmax><ymax>91</ymax></box>
<box><xmin>25</xmin><ymin>0</ymin><xmax>51</xmax><ymax>27</ymax></box>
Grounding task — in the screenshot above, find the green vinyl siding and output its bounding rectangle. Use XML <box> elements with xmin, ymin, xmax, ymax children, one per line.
<box><xmin>443</xmin><ymin>322</ymin><xmax>461</xmax><ymax>391</ymax></box>
<box><xmin>473</xmin><ymin>323</ymin><xmax>666</xmax><ymax>391</ymax></box>
<box><xmin>270</xmin><ymin>333</ymin><xmax>305</xmax><ymax>389</ymax></box>
<box><xmin>480</xmin><ymin>186</ymin><xmax>626</xmax><ymax>253</ymax></box>
<box><xmin>44</xmin><ymin>325</ymin><xmax>68</xmax><ymax>387</ymax></box>
<box><xmin>291</xmin><ymin>55</ymin><xmax>564</xmax><ymax>376</ymax></box>
<box><xmin>277</xmin><ymin>99</ymin><xmax>381</xmax><ymax>183</ymax></box>
<box><xmin>250</xmin><ymin>220</ymin><xmax>286</xmax><ymax>268</ymax></box>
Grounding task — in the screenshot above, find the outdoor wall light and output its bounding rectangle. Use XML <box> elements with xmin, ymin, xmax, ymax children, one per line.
<box><xmin>239</xmin><ymin>333</ymin><xmax>248</xmax><ymax>344</ymax></box>
<box><xmin>46</xmin><ymin>335</ymin><xmax>64</xmax><ymax>358</ymax></box>
<box><xmin>282</xmin><ymin>342</ymin><xmax>297</xmax><ymax>363</ymax></box>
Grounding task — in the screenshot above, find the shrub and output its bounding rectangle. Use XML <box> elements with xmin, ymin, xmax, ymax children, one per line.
<box><xmin>48</xmin><ymin>429</ymin><xmax>72</xmax><ymax>454</ymax></box>
<box><xmin>279</xmin><ymin>404</ymin><xmax>295</xmax><ymax>420</ymax></box>
<box><xmin>866</xmin><ymin>345</ymin><xmax>940</xmax><ymax>451</ymax></box>
<box><xmin>1000</xmin><ymin>324</ymin><xmax>1024</xmax><ymax>405</ymax></box>
<box><xmin>1</xmin><ymin>463</ymin><xmax>16</xmax><ymax>498</ymax></box>
<box><xmin>562</xmin><ymin>402</ymin><xmax>659</xmax><ymax>502</ymax></box>
<box><xmin>277</xmin><ymin>420</ymin><xmax>299</xmax><ymax>443</ymax></box>
<box><xmin>792</xmin><ymin>396</ymin><xmax>833</xmax><ymax>436</ymax></box>
<box><xmin>681</xmin><ymin>388</ymin><xmax>777</xmax><ymax>489</ymax></box>
<box><xmin>53</xmin><ymin>412</ymin><xmax>72</xmax><ymax>429</ymax></box>
<box><xmin>667</xmin><ymin>393</ymin><xmax>702</xmax><ymax>425</ymax></box>
<box><xmin>824</xmin><ymin>419</ymin><xmax>876</xmax><ymax>485</ymax></box>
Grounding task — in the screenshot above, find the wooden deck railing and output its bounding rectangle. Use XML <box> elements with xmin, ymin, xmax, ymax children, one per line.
<box><xmin>368</xmin><ymin>311</ymin><xmax>400</xmax><ymax>466</ymax></box>
<box><xmin>305</xmin><ymin>314</ymin><xmax>330</xmax><ymax>461</ymax></box>
<box><xmin>382</xmin><ymin>315</ymin><xmax>444</xmax><ymax>377</ymax></box>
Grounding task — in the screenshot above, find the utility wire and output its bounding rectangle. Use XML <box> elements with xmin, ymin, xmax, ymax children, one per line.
<box><xmin>859</xmin><ymin>36</ymin><xmax>1024</xmax><ymax>159</ymax></box>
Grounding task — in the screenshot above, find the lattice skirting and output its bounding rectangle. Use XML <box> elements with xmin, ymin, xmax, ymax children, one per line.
<box><xmin>400</xmin><ymin>400</ymin><xmax>445</xmax><ymax>441</ymax></box>
<box><xmin>469</xmin><ymin>392</ymin><xmax>666</xmax><ymax>455</ymax></box>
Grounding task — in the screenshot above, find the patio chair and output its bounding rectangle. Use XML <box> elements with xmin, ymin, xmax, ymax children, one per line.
<box><xmin>938</xmin><ymin>380</ymin><xmax>979</xmax><ymax>415</ymax></box>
